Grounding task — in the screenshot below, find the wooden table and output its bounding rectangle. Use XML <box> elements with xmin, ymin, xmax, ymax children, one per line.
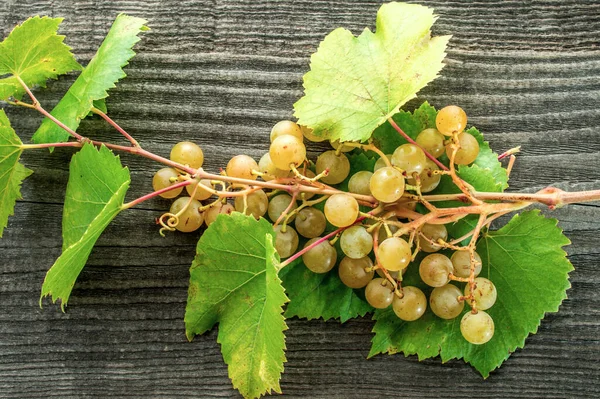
<box><xmin>1</xmin><ymin>0</ymin><xmax>599</xmax><ymax>397</ymax></box>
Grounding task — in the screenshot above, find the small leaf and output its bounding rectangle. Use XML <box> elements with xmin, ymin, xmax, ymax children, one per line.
<box><xmin>185</xmin><ymin>214</ymin><xmax>289</xmax><ymax>399</ymax></box>
<box><xmin>40</xmin><ymin>144</ymin><xmax>130</xmax><ymax>309</ymax></box>
<box><xmin>0</xmin><ymin>110</ymin><xmax>33</xmax><ymax>237</ymax></box>
<box><xmin>33</xmin><ymin>14</ymin><xmax>148</xmax><ymax>145</ymax></box>
<box><xmin>0</xmin><ymin>16</ymin><xmax>81</xmax><ymax>100</ymax></box>
<box><xmin>294</xmin><ymin>3</ymin><xmax>449</xmax><ymax>142</ymax></box>
<box><xmin>369</xmin><ymin>210</ymin><xmax>573</xmax><ymax>378</ymax></box>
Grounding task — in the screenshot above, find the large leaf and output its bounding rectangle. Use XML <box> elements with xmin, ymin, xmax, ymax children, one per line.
<box><xmin>0</xmin><ymin>110</ymin><xmax>33</xmax><ymax>237</ymax></box>
<box><xmin>369</xmin><ymin>210</ymin><xmax>573</xmax><ymax>377</ymax></box>
<box><xmin>40</xmin><ymin>144</ymin><xmax>130</xmax><ymax>309</ymax></box>
<box><xmin>294</xmin><ymin>2</ymin><xmax>449</xmax><ymax>142</ymax></box>
<box><xmin>33</xmin><ymin>14</ymin><xmax>148</xmax><ymax>145</ymax></box>
<box><xmin>0</xmin><ymin>16</ymin><xmax>81</xmax><ymax>100</ymax></box>
<box><xmin>185</xmin><ymin>214</ymin><xmax>289</xmax><ymax>399</ymax></box>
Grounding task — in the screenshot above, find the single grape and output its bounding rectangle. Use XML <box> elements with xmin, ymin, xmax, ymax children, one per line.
<box><xmin>169</xmin><ymin>197</ymin><xmax>204</xmax><ymax>233</ymax></box>
<box><xmin>270</xmin><ymin>120</ymin><xmax>303</xmax><ymax>142</ymax></box>
<box><xmin>415</xmin><ymin>128</ymin><xmax>445</xmax><ymax>158</ymax></box>
<box><xmin>204</xmin><ymin>202</ymin><xmax>234</xmax><ymax>226</ymax></box>
<box><xmin>418</xmin><ymin>223</ymin><xmax>448</xmax><ymax>253</ymax></box>
<box><xmin>226</xmin><ymin>155</ymin><xmax>258</xmax><ymax>181</ymax></box>
<box><xmin>447</xmin><ymin>132</ymin><xmax>480</xmax><ymax>165</ymax></box>
<box><xmin>338</xmin><ymin>256</ymin><xmax>374</xmax><ymax>288</ymax></box>
<box><xmin>365</xmin><ymin>278</ymin><xmax>394</xmax><ymax>309</ymax></box>
<box><xmin>273</xmin><ymin>225</ymin><xmax>299</xmax><ymax>259</ymax></box>
<box><xmin>270</xmin><ymin>135</ymin><xmax>306</xmax><ymax>170</ymax></box>
<box><xmin>152</xmin><ymin>167</ymin><xmax>183</xmax><ymax>199</ymax></box>
<box><xmin>258</xmin><ymin>153</ymin><xmax>289</xmax><ymax>181</ymax></box>
<box><xmin>268</xmin><ymin>194</ymin><xmax>298</xmax><ymax>223</ymax></box>
<box><xmin>436</xmin><ymin>105</ymin><xmax>468</xmax><ymax>136</ymax></box>
<box><xmin>340</xmin><ymin>226</ymin><xmax>373</xmax><ymax>259</ymax></box>
<box><xmin>393</xmin><ymin>286</ymin><xmax>427</xmax><ymax>321</ymax></box>
<box><xmin>391</xmin><ymin>144</ymin><xmax>426</xmax><ymax>175</ymax></box>
<box><xmin>464</xmin><ymin>277</ymin><xmax>497</xmax><ymax>310</ymax></box>
<box><xmin>451</xmin><ymin>250</ymin><xmax>482</xmax><ymax>278</ymax></box>
<box><xmin>419</xmin><ymin>254</ymin><xmax>453</xmax><ymax>287</ymax></box>
<box><xmin>430</xmin><ymin>284</ymin><xmax>465</xmax><ymax>319</ymax></box>
<box><xmin>370</xmin><ymin>166</ymin><xmax>405</xmax><ymax>203</ymax></box>
<box><xmin>373</xmin><ymin>154</ymin><xmax>393</xmax><ymax>172</ymax></box>
<box><xmin>302</xmin><ymin>237</ymin><xmax>337</xmax><ymax>273</ymax></box>
<box><xmin>186</xmin><ymin>177</ymin><xmax>214</xmax><ymax>200</ymax></box>
<box><xmin>407</xmin><ymin>158</ymin><xmax>441</xmax><ymax>193</ymax></box>
<box><xmin>294</xmin><ymin>207</ymin><xmax>326</xmax><ymax>238</ymax></box>
<box><xmin>315</xmin><ymin>150</ymin><xmax>350</xmax><ymax>184</ymax></box>
<box><xmin>170</xmin><ymin>141</ymin><xmax>204</xmax><ymax>169</ymax></box>
<box><xmin>324</xmin><ymin>193</ymin><xmax>359</xmax><ymax>227</ymax></box>
<box><xmin>348</xmin><ymin>171</ymin><xmax>373</xmax><ymax>196</ymax></box>
<box><xmin>330</xmin><ymin>139</ymin><xmax>354</xmax><ymax>152</ymax></box>
<box><xmin>377</xmin><ymin>237</ymin><xmax>411</xmax><ymax>271</ymax></box>
<box><xmin>234</xmin><ymin>189</ymin><xmax>268</xmax><ymax>219</ymax></box>
<box><xmin>300</xmin><ymin>125</ymin><xmax>326</xmax><ymax>143</ymax></box>
<box><xmin>460</xmin><ymin>310</ymin><xmax>494</xmax><ymax>344</ymax></box>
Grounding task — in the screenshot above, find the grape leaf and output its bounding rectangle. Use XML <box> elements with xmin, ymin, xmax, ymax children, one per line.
<box><xmin>40</xmin><ymin>144</ymin><xmax>130</xmax><ymax>310</ymax></box>
<box><xmin>369</xmin><ymin>210</ymin><xmax>573</xmax><ymax>378</ymax></box>
<box><xmin>185</xmin><ymin>213</ymin><xmax>289</xmax><ymax>399</ymax></box>
<box><xmin>294</xmin><ymin>3</ymin><xmax>449</xmax><ymax>142</ymax></box>
<box><xmin>32</xmin><ymin>14</ymin><xmax>148</xmax><ymax>145</ymax></box>
<box><xmin>0</xmin><ymin>16</ymin><xmax>81</xmax><ymax>100</ymax></box>
<box><xmin>0</xmin><ymin>110</ymin><xmax>33</xmax><ymax>237</ymax></box>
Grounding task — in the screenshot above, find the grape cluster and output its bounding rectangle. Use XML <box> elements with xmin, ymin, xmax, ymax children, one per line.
<box><xmin>151</xmin><ymin>106</ymin><xmax>497</xmax><ymax>345</ymax></box>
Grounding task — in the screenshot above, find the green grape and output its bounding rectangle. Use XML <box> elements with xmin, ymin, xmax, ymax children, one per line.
<box><xmin>152</xmin><ymin>167</ymin><xmax>183</xmax><ymax>199</ymax></box>
<box><xmin>302</xmin><ymin>237</ymin><xmax>337</xmax><ymax>273</ymax></box>
<box><xmin>273</xmin><ymin>225</ymin><xmax>299</xmax><ymax>259</ymax></box>
<box><xmin>377</xmin><ymin>237</ymin><xmax>411</xmax><ymax>271</ymax></box>
<box><xmin>186</xmin><ymin>177</ymin><xmax>214</xmax><ymax>200</ymax></box>
<box><xmin>348</xmin><ymin>171</ymin><xmax>373</xmax><ymax>196</ymax></box>
<box><xmin>269</xmin><ymin>135</ymin><xmax>306</xmax><ymax>170</ymax></box>
<box><xmin>436</xmin><ymin>105</ymin><xmax>468</xmax><ymax>136</ymax></box>
<box><xmin>370</xmin><ymin>166</ymin><xmax>405</xmax><ymax>203</ymax></box>
<box><xmin>407</xmin><ymin>158</ymin><xmax>441</xmax><ymax>193</ymax></box>
<box><xmin>430</xmin><ymin>284</ymin><xmax>465</xmax><ymax>319</ymax></box>
<box><xmin>460</xmin><ymin>310</ymin><xmax>494</xmax><ymax>345</ymax></box>
<box><xmin>204</xmin><ymin>202</ymin><xmax>234</xmax><ymax>226</ymax></box>
<box><xmin>270</xmin><ymin>120</ymin><xmax>303</xmax><ymax>142</ymax></box>
<box><xmin>226</xmin><ymin>154</ymin><xmax>258</xmax><ymax>181</ymax></box>
<box><xmin>330</xmin><ymin>139</ymin><xmax>354</xmax><ymax>152</ymax></box>
<box><xmin>365</xmin><ymin>278</ymin><xmax>394</xmax><ymax>309</ymax></box>
<box><xmin>169</xmin><ymin>197</ymin><xmax>204</xmax><ymax>233</ymax></box>
<box><xmin>340</xmin><ymin>226</ymin><xmax>373</xmax><ymax>259</ymax></box>
<box><xmin>300</xmin><ymin>125</ymin><xmax>326</xmax><ymax>143</ymax></box>
<box><xmin>451</xmin><ymin>250</ymin><xmax>482</xmax><ymax>278</ymax></box>
<box><xmin>393</xmin><ymin>286</ymin><xmax>427</xmax><ymax>321</ymax></box>
<box><xmin>338</xmin><ymin>256</ymin><xmax>374</xmax><ymax>288</ymax></box>
<box><xmin>268</xmin><ymin>194</ymin><xmax>298</xmax><ymax>222</ymax></box>
<box><xmin>324</xmin><ymin>193</ymin><xmax>358</xmax><ymax>227</ymax></box>
<box><xmin>234</xmin><ymin>189</ymin><xmax>268</xmax><ymax>219</ymax></box>
<box><xmin>258</xmin><ymin>153</ymin><xmax>290</xmax><ymax>181</ymax></box>
<box><xmin>418</xmin><ymin>223</ymin><xmax>448</xmax><ymax>253</ymax></box>
<box><xmin>464</xmin><ymin>277</ymin><xmax>497</xmax><ymax>310</ymax></box>
<box><xmin>373</xmin><ymin>154</ymin><xmax>393</xmax><ymax>172</ymax></box>
<box><xmin>447</xmin><ymin>132</ymin><xmax>480</xmax><ymax>165</ymax></box>
<box><xmin>391</xmin><ymin>143</ymin><xmax>426</xmax><ymax>174</ymax></box>
<box><xmin>415</xmin><ymin>128</ymin><xmax>445</xmax><ymax>158</ymax></box>
<box><xmin>170</xmin><ymin>141</ymin><xmax>204</xmax><ymax>169</ymax></box>
<box><xmin>294</xmin><ymin>207</ymin><xmax>326</xmax><ymax>238</ymax></box>
<box><xmin>315</xmin><ymin>150</ymin><xmax>350</xmax><ymax>184</ymax></box>
<box><xmin>419</xmin><ymin>254</ymin><xmax>453</xmax><ymax>287</ymax></box>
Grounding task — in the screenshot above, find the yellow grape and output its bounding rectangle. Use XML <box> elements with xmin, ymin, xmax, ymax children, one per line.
<box><xmin>391</xmin><ymin>143</ymin><xmax>426</xmax><ymax>174</ymax></box>
<box><xmin>393</xmin><ymin>286</ymin><xmax>427</xmax><ymax>321</ymax></box>
<box><xmin>234</xmin><ymin>189</ymin><xmax>269</xmax><ymax>219</ymax></box>
<box><xmin>370</xmin><ymin>166</ymin><xmax>405</xmax><ymax>203</ymax></box>
<box><xmin>415</xmin><ymin>128</ymin><xmax>445</xmax><ymax>158</ymax></box>
<box><xmin>447</xmin><ymin>132</ymin><xmax>480</xmax><ymax>165</ymax></box>
<box><xmin>204</xmin><ymin>202</ymin><xmax>234</xmax><ymax>226</ymax></box>
<box><xmin>169</xmin><ymin>197</ymin><xmax>204</xmax><ymax>233</ymax></box>
<box><xmin>338</xmin><ymin>256</ymin><xmax>374</xmax><ymax>288</ymax></box>
<box><xmin>377</xmin><ymin>237</ymin><xmax>411</xmax><ymax>271</ymax></box>
<box><xmin>302</xmin><ymin>237</ymin><xmax>337</xmax><ymax>273</ymax></box>
<box><xmin>436</xmin><ymin>105</ymin><xmax>467</xmax><ymax>136</ymax></box>
<box><xmin>324</xmin><ymin>194</ymin><xmax>358</xmax><ymax>227</ymax></box>
<box><xmin>269</xmin><ymin>135</ymin><xmax>306</xmax><ymax>170</ymax></box>
<box><xmin>270</xmin><ymin>120</ymin><xmax>303</xmax><ymax>142</ymax></box>
<box><xmin>152</xmin><ymin>167</ymin><xmax>183</xmax><ymax>199</ymax></box>
<box><xmin>226</xmin><ymin>155</ymin><xmax>258</xmax><ymax>181</ymax></box>
<box><xmin>464</xmin><ymin>277</ymin><xmax>497</xmax><ymax>310</ymax></box>
<box><xmin>186</xmin><ymin>177</ymin><xmax>214</xmax><ymax>200</ymax></box>
<box><xmin>430</xmin><ymin>284</ymin><xmax>464</xmax><ymax>319</ymax></box>
<box><xmin>315</xmin><ymin>150</ymin><xmax>350</xmax><ymax>184</ymax></box>
<box><xmin>418</xmin><ymin>223</ymin><xmax>448</xmax><ymax>253</ymax></box>
<box><xmin>460</xmin><ymin>310</ymin><xmax>494</xmax><ymax>344</ymax></box>
<box><xmin>170</xmin><ymin>141</ymin><xmax>204</xmax><ymax>169</ymax></box>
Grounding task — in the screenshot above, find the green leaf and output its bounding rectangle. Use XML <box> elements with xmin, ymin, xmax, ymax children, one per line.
<box><xmin>40</xmin><ymin>144</ymin><xmax>130</xmax><ymax>309</ymax></box>
<box><xmin>32</xmin><ymin>14</ymin><xmax>148</xmax><ymax>145</ymax></box>
<box><xmin>0</xmin><ymin>110</ymin><xmax>33</xmax><ymax>237</ymax></box>
<box><xmin>0</xmin><ymin>16</ymin><xmax>81</xmax><ymax>100</ymax></box>
<box><xmin>369</xmin><ymin>210</ymin><xmax>573</xmax><ymax>377</ymax></box>
<box><xmin>185</xmin><ymin>213</ymin><xmax>289</xmax><ymax>399</ymax></box>
<box><xmin>294</xmin><ymin>3</ymin><xmax>449</xmax><ymax>142</ymax></box>
<box><xmin>338</xmin><ymin>151</ymin><xmax>377</xmax><ymax>192</ymax></box>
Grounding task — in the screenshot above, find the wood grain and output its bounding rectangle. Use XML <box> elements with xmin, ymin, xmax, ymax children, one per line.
<box><xmin>1</xmin><ymin>0</ymin><xmax>599</xmax><ymax>397</ymax></box>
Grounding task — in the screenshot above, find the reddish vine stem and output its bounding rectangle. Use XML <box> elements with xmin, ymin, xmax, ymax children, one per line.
<box><xmin>92</xmin><ymin>107</ymin><xmax>139</xmax><ymax>147</ymax></box>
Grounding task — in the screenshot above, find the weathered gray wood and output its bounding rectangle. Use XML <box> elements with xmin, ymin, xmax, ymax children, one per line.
<box><xmin>1</xmin><ymin>0</ymin><xmax>599</xmax><ymax>397</ymax></box>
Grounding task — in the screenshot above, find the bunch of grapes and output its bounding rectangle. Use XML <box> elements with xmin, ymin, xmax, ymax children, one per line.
<box><xmin>151</xmin><ymin>105</ymin><xmax>497</xmax><ymax>345</ymax></box>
